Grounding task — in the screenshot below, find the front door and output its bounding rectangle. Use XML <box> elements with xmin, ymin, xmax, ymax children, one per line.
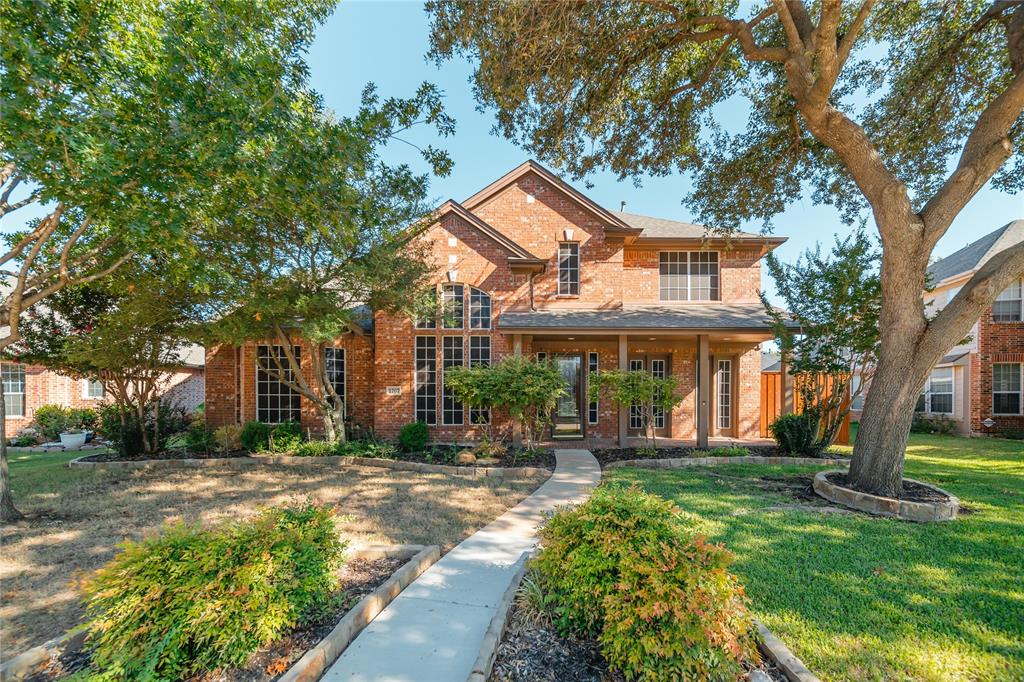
<box><xmin>552</xmin><ymin>355</ymin><xmax>583</xmax><ymax>439</ymax></box>
<box><xmin>627</xmin><ymin>355</ymin><xmax>672</xmax><ymax>438</ymax></box>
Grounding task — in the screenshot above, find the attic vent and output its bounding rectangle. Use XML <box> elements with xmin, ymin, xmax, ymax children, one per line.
<box><xmin>563</xmin><ymin>228</ymin><xmax>574</xmax><ymax>241</ymax></box>
<box><xmin>447</xmin><ymin>237</ymin><xmax>457</xmax><ymax>247</ymax></box>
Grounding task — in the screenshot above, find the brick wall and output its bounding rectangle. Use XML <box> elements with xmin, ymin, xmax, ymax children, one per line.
<box><xmin>971</xmin><ymin>311</ymin><xmax>1024</xmax><ymax>435</ymax></box>
<box><xmin>622</xmin><ymin>246</ymin><xmax>762</xmax><ymax>305</ymax></box>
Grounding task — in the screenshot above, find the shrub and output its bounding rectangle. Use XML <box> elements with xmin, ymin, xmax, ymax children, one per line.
<box><xmin>99</xmin><ymin>402</ymin><xmax>188</xmax><ymax>457</ymax></box>
<box><xmin>32</xmin><ymin>404</ymin><xmax>69</xmax><ymax>440</ymax></box>
<box><xmin>769</xmin><ymin>411</ymin><xmax>821</xmax><ymax>455</ymax></box>
<box><xmin>911</xmin><ymin>413</ymin><xmax>956</xmax><ymax>435</ymax></box>
<box><xmin>68</xmin><ymin>407</ymin><xmax>99</xmax><ymax>431</ymax></box>
<box><xmin>708</xmin><ymin>446</ymin><xmax>751</xmax><ymax>457</ymax></box>
<box><xmin>398</xmin><ymin>421</ymin><xmax>429</xmax><ymax>452</ymax></box>
<box><xmin>998</xmin><ymin>428</ymin><xmax>1024</xmax><ymax>441</ymax></box>
<box><xmin>293</xmin><ymin>440</ymin><xmax>336</xmax><ymax>457</ymax></box>
<box><xmin>270</xmin><ymin>421</ymin><xmax>304</xmax><ymax>453</ymax></box>
<box><xmin>532</xmin><ymin>485</ymin><xmax>757</xmax><ymax>682</ymax></box>
<box><xmin>240</xmin><ymin>421</ymin><xmax>272</xmax><ymax>452</ymax></box>
<box><xmin>80</xmin><ymin>503</ymin><xmax>346</xmax><ymax>680</ymax></box>
<box><xmin>213</xmin><ymin>424</ymin><xmax>244</xmax><ymax>452</ymax></box>
<box><xmin>184</xmin><ymin>424</ymin><xmax>217</xmax><ymax>454</ymax></box>
<box><xmin>8</xmin><ymin>434</ymin><xmax>37</xmax><ymax>447</ymax></box>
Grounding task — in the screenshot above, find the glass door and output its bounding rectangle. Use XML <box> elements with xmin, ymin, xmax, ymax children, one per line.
<box><xmin>553</xmin><ymin>355</ymin><xmax>583</xmax><ymax>438</ymax></box>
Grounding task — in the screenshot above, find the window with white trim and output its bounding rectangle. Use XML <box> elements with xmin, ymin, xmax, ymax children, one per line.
<box><xmin>993</xmin><ymin>363</ymin><xmax>1022</xmax><ymax>415</ymax></box>
<box><xmin>469</xmin><ymin>336</ymin><xmax>491</xmax><ymax>425</ymax></box>
<box><xmin>993</xmin><ymin>279</ymin><xmax>1023</xmax><ymax>322</ymax></box>
<box><xmin>83</xmin><ymin>378</ymin><xmax>104</xmax><ymax>399</ymax></box>
<box><xmin>629</xmin><ymin>359</ymin><xmax>644</xmax><ymax>429</ymax></box>
<box><xmin>651</xmin><ymin>358</ymin><xmax>667</xmax><ymax>429</ymax></box>
<box><xmin>442</xmin><ymin>284</ymin><xmax>464</xmax><ymax>329</ymax></box>
<box><xmin>415</xmin><ymin>288</ymin><xmax>437</xmax><ymax>329</ymax></box>
<box><xmin>849</xmin><ymin>375</ymin><xmax>864</xmax><ymax>412</ymax></box>
<box><xmin>442</xmin><ymin>336</ymin><xmax>464</xmax><ymax>425</ymax></box>
<box><xmin>659</xmin><ymin>251</ymin><xmax>720</xmax><ymax>301</ymax></box>
<box><xmin>469</xmin><ymin>287</ymin><xmax>491</xmax><ymax>329</ymax></box>
<box><xmin>2</xmin><ymin>364</ymin><xmax>25</xmax><ymax>418</ymax></box>
<box><xmin>325</xmin><ymin>348</ymin><xmax>345</xmax><ymax>405</ymax></box>
<box><xmin>587</xmin><ymin>352</ymin><xmax>599</xmax><ymax>425</ymax></box>
<box><xmin>415</xmin><ymin>336</ymin><xmax>437</xmax><ymax>425</ymax></box>
<box><xmin>256</xmin><ymin>345</ymin><xmax>301</xmax><ymax>424</ymax></box>
<box><xmin>558</xmin><ymin>243</ymin><xmax>579</xmax><ymax>296</ymax></box>
<box><xmin>916</xmin><ymin>366</ymin><xmax>954</xmax><ymax>415</ymax></box>
<box><xmin>717</xmin><ymin>359</ymin><xmax>732</xmax><ymax>429</ymax></box>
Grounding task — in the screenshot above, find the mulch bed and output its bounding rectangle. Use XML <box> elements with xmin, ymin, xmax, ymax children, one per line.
<box><xmin>77</xmin><ymin>449</ymin><xmax>252</xmax><ymax>462</ymax></box>
<box><xmin>401</xmin><ymin>447</ymin><xmax>557</xmax><ymax>470</ymax></box>
<box><xmin>592</xmin><ymin>445</ymin><xmax>781</xmax><ymax>466</ymax></box>
<box><xmin>825</xmin><ymin>472</ymin><xmax>952</xmax><ymax>503</ymax></box>
<box><xmin>492</xmin><ymin>600</ymin><xmax>785</xmax><ymax>682</ymax></box>
<box><xmin>29</xmin><ymin>557</ymin><xmax>404</xmax><ymax>681</ymax></box>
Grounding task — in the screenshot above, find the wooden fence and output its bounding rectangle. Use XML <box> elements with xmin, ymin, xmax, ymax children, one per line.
<box><xmin>760</xmin><ymin>371</ymin><xmax>851</xmax><ymax>445</ymax></box>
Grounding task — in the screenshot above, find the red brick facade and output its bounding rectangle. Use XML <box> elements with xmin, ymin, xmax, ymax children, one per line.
<box><xmin>971</xmin><ymin>311</ymin><xmax>1024</xmax><ymax>435</ymax></box>
<box><xmin>204</xmin><ymin>162</ymin><xmax>783</xmax><ymax>444</ymax></box>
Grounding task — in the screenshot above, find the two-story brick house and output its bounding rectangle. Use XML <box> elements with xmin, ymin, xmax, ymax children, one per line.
<box><xmin>204</xmin><ymin>161</ymin><xmax>788</xmax><ymax>446</ymax></box>
<box><xmin>911</xmin><ymin>220</ymin><xmax>1024</xmax><ymax>437</ymax></box>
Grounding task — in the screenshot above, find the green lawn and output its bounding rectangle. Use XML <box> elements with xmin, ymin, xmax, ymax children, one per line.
<box><xmin>608</xmin><ymin>433</ymin><xmax>1024</xmax><ymax>681</ymax></box>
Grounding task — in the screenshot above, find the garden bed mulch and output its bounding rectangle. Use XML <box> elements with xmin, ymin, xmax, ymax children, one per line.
<box><xmin>491</xmin><ymin>602</ymin><xmax>785</xmax><ymax>682</ymax></box>
<box><xmin>76</xmin><ymin>449</ymin><xmax>252</xmax><ymax>462</ymax></box>
<box><xmin>27</xmin><ymin>557</ymin><xmax>404</xmax><ymax>682</ymax></box>
<box><xmin>403</xmin><ymin>447</ymin><xmax>557</xmax><ymax>471</ymax></box>
<box><xmin>592</xmin><ymin>445</ymin><xmax>780</xmax><ymax>466</ymax></box>
<box><xmin>825</xmin><ymin>471</ymin><xmax>952</xmax><ymax>503</ymax></box>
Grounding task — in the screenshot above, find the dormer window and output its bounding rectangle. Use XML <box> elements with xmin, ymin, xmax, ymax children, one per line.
<box><xmin>660</xmin><ymin>251</ymin><xmax>719</xmax><ymax>301</ymax></box>
<box><xmin>558</xmin><ymin>242</ymin><xmax>579</xmax><ymax>296</ymax></box>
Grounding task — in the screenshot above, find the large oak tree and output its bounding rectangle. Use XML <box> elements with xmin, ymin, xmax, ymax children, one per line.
<box><xmin>429</xmin><ymin>0</ymin><xmax>1024</xmax><ymax>497</ymax></box>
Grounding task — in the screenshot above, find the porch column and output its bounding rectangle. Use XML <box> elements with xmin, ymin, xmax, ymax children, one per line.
<box><xmin>618</xmin><ymin>334</ymin><xmax>628</xmax><ymax>447</ymax></box>
<box><xmin>697</xmin><ymin>334</ymin><xmax>710</xmax><ymax>448</ymax></box>
<box><xmin>512</xmin><ymin>334</ymin><xmax>523</xmax><ymax>447</ymax></box>
<box><xmin>513</xmin><ymin>334</ymin><xmax>522</xmax><ymax>356</ymax></box>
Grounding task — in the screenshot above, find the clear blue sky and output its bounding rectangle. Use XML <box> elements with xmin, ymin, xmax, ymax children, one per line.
<box><xmin>309</xmin><ymin>1</ymin><xmax>1023</xmax><ymax>304</ymax></box>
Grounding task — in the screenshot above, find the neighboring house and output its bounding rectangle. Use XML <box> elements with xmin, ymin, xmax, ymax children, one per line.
<box><xmin>912</xmin><ymin>221</ymin><xmax>1024</xmax><ymax>436</ymax></box>
<box><xmin>205</xmin><ymin>160</ymin><xmax>790</xmax><ymax>445</ymax></box>
<box><xmin>1</xmin><ymin>345</ymin><xmax>206</xmax><ymax>434</ymax></box>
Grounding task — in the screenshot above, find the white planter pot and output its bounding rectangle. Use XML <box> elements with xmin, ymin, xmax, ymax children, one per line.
<box><xmin>59</xmin><ymin>432</ymin><xmax>87</xmax><ymax>449</ymax></box>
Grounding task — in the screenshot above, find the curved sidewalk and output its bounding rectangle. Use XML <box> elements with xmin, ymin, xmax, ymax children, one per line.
<box><xmin>323</xmin><ymin>448</ymin><xmax>601</xmax><ymax>682</ymax></box>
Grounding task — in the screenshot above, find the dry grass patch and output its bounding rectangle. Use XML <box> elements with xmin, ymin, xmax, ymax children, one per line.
<box><xmin>0</xmin><ymin>449</ymin><xmax>546</xmax><ymax>656</ymax></box>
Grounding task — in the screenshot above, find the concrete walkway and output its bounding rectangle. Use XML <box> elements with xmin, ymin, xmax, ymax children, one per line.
<box><xmin>322</xmin><ymin>449</ymin><xmax>601</xmax><ymax>682</ymax></box>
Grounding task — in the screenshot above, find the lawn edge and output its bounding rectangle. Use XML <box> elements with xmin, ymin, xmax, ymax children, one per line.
<box><xmin>467</xmin><ymin>550</ymin><xmax>533</xmax><ymax>682</ymax></box>
<box><xmin>756</xmin><ymin>622</ymin><xmax>822</xmax><ymax>682</ymax></box>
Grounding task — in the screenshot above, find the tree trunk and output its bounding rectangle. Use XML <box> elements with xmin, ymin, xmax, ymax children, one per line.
<box><xmin>0</xmin><ymin>380</ymin><xmax>24</xmax><ymax>523</ymax></box>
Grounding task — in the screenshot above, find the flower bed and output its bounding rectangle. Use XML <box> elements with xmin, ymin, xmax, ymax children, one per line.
<box><xmin>593</xmin><ymin>444</ymin><xmax>781</xmax><ymax>466</ymax></box>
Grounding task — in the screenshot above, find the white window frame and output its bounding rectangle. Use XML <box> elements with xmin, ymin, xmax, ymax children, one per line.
<box><xmin>414</xmin><ymin>336</ymin><xmax>437</xmax><ymax>425</ymax></box>
<box><xmin>993</xmin><ymin>363</ymin><xmax>1023</xmax><ymax>416</ymax></box>
<box><xmin>442</xmin><ymin>283</ymin><xmax>464</xmax><ymax>329</ymax></box>
<box><xmin>82</xmin><ymin>378</ymin><xmax>105</xmax><ymax>399</ymax></box>
<box><xmin>918</xmin><ymin>366</ymin><xmax>955</xmax><ymax>416</ymax></box>
<box><xmin>441</xmin><ymin>336</ymin><xmax>464</xmax><ymax>425</ymax></box>
<box><xmin>659</xmin><ymin>251</ymin><xmax>720</xmax><ymax>301</ymax></box>
<box><xmin>469</xmin><ymin>287</ymin><xmax>491</xmax><ymax>330</ymax></box>
<box><xmin>469</xmin><ymin>336</ymin><xmax>491</xmax><ymax>425</ymax></box>
<box><xmin>558</xmin><ymin>242</ymin><xmax>580</xmax><ymax>296</ymax></box>
<box><xmin>324</xmin><ymin>347</ymin><xmax>345</xmax><ymax>405</ymax></box>
<box><xmin>993</xmin><ymin>278</ymin><xmax>1023</xmax><ymax>322</ymax></box>
<box><xmin>255</xmin><ymin>345</ymin><xmax>302</xmax><ymax>424</ymax></box>
<box><xmin>2</xmin><ymin>363</ymin><xmax>26</xmax><ymax>418</ymax></box>
<box><xmin>717</xmin><ymin>359</ymin><xmax>732</xmax><ymax>430</ymax></box>
<box><xmin>587</xmin><ymin>352</ymin><xmax>599</xmax><ymax>425</ymax></box>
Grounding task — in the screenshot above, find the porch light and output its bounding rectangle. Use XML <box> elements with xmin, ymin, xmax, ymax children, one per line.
<box><xmin>649</xmin><ymin>337</ymin><xmax>656</xmax><ymax>341</ymax></box>
<box><xmin>567</xmin><ymin>337</ymin><xmax>575</xmax><ymax>340</ymax></box>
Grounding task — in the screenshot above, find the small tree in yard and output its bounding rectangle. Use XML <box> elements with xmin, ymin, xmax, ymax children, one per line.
<box><xmin>447</xmin><ymin>357</ymin><xmax>566</xmax><ymax>451</ymax></box>
<box><xmin>429</xmin><ymin>1</ymin><xmax>1024</xmax><ymax>497</ymax></box>
<box><xmin>589</xmin><ymin>369</ymin><xmax>684</xmax><ymax>452</ymax></box>
<box><xmin>763</xmin><ymin>231</ymin><xmax>881</xmax><ymax>452</ymax></box>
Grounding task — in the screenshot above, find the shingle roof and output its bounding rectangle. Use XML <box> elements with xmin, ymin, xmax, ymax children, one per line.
<box><xmin>928</xmin><ymin>220</ymin><xmax>1024</xmax><ymax>284</ymax></box>
<box><xmin>498</xmin><ymin>304</ymin><xmax>791</xmax><ymax>331</ymax></box>
<box><xmin>762</xmin><ymin>352</ymin><xmax>782</xmax><ymax>372</ymax></box>
<box><xmin>616</xmin><ymin>212</ymin><xmax>783</xmax><ymax>243</ymax></box>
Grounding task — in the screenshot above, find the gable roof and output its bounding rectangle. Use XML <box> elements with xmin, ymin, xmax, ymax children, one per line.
<box><xmin>434</xmin><ymin>200</ymin><xmax>546</xmax><ymax>270</ymax></box>
<box><xmin>928</xmin><ymin>220</ymin><xmax>1024</xmax><ymax>285</ymax></box>
<box><xmin>461</xmin><ymin>160</ymin><xmax>642</xmax><ymax>237</ymax></box>
<box><xmin>617</xmin><ymin>211</ymin><xmax>787</xmax><ymax>246</ymax></box>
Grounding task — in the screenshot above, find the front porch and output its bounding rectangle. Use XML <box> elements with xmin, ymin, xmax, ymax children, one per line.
<box><xmin>535</xmin><ymin>435</ymin><xmax>776</xmax><ymax>449</ymax></box>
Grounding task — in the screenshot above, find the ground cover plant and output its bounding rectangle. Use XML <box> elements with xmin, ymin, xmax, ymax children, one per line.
<box><xmin>0</xmin><ymin>447</ymin><xmax>546</xmax><ymax>654</ymax></box>
<box><xmin>607</xmin><ymin>433</ymin><xmax>1024</xmax><ymax>681</ymax></box>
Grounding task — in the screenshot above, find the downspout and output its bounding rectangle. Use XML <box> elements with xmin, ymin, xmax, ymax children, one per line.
<box><xmin>528</xmin><ymin>272</ymin><xmax>537</xmax><ymax>311</ymax></box>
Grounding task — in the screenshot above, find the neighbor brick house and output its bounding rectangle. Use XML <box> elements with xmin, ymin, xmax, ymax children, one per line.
<box><xmin>204</xmin><ymin>161</ymin><xmax>790</xmax><ymax>445</ymax></box>
<box><xmin>908</xmin><ymin>221</ymin><xmax>1024</xmax><ymax>437</ymax></box>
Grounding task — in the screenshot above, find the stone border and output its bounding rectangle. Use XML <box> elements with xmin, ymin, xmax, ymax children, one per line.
<box><xmin>605</xmin><ymin>455</ymin><xmax>851</xmax><ymax>470</ymax></box>
<box><xmin>467</xmin><ymin>551</ymin><xmax>533</xmax><ymax>682</ymax></box>
<box><xmin>67</xmin><ymin>453</ymin><xmax>550</xmax><ymax>478</ymax></box>
<box><xmin>0</xmin><ymin>544</ymin><xmax>440</xmax><ymax>682</ymax></box>
<box><xmin>813</xmin><ymin>470</ymin><xmax>959</xmax><ymax>522</ymax></box>
<box><xmin>756</xmin><ymin>622</ymin><xmax>822</xmax><ymax>682</ymax></box>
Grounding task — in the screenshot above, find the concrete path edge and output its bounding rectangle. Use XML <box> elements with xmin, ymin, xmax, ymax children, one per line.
<box><xmin>466</xmin><ymin>551</ymin><xmax>534</xmax><ymax>682</ymax></box>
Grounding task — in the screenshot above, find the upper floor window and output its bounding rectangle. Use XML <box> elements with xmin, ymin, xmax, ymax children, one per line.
<box><xmin>256</xmin><ymin>345</ymin><xmax>301</xmax><ymax>424</ymax></box>
<box><xmin>2</xmin><ymin>363</ymin><xmax>25</xmax><ymax>418</ymax></box>
<box><xmin>442</xmin><ymin>284</ymin><xmax>464</xmax><ymax>329</ymax></box>
<box><xmin>993</xmin><ymin>279</ymin><xmax>1022</xmax><ymax>322</ymax></box>
<box><xmin>916</xmin><ymin>366</ymin><xmax>954</xmax><ymax>415</ymax></box>
<box><xmin>83</xmin><ymin>378</ymin><xmax>105</xmax><ymax>399</ymax></box>
<box><xmin>558</xmin><ymin>242</ymin><xmax>579</xmax><ymax>296</ymax></box>
<box><xmin>659</xmin><ymin>251</ymin><xmax>719</xmax><ymax>301</ymax></box>
<box><xmin>469</xmin><ymin>287</ymin><xmax>491</xmax><ymax>329</ymax></box>
<box><xmin>993</xmin><ymin>363</ymin><xmax>1022</xmax><ymax>415</ymax></box>
<box><xmin>415</xmin><ymin>288</ymin><xmax>437</xmax><ymax>329</ymax></box>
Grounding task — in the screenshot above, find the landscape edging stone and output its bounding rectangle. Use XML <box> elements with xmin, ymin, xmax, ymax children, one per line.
<box><xmin>756</xmin><ymin>622</ymin><xmax>822</xmax><ymax>682</ymax></box>
<box><xmin>812</xmin><ymin>470</ymin><xmax>959</xmax><ymax>521</ymax></box>
<box><xmin>605</xmin><ymin>455</ymin><xmax>851</xmax><ymax>470</ymax></box>
<box><xmin>466</xmin><ymin>550</ymin><xmax>534</xmax><ymax>682</ymax></box>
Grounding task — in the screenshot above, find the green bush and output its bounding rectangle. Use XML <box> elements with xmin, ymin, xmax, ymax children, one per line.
<box><xmin>707</xmin><ymin>446</ymin><xmax>752</xmax><ymax>457</ymax></box>
<box><xmin>911</xmin><ymin>413</ymin><xmax>956</xmax><ymax>435</ymax></box>
<box><xmin>532</xmin><ymin>485</ymin><xmax>757</xmax><ymax>682</ymax></box>
<box><xmin>769</xmin><ymin>411</ymin><xmax>821</xmax><ymax>455</ymax></box>
<box><xmin>185</xmin><ymin>424</ymin><xmax>217</xmax><ymax>454</ymax></box>
<box><xmin>292</xmin><ymin>440</ymin><xmax>337</xmax><ymax>457</ymax></box>
<box><xmin>398</xmin><ymin>421</ymin><xmax>429</xmax><ymax>452</ymax></box>
<box><xmin>8</xmin><ymin>434</ymin><xmax>38</xmax><ymax>447</ymax></box>
<box><xmin>32</xmin><ymin>404</ymin><xmax>70</xmax><ymax>440</ymax></box>
<box><xmin>240</xmin><ymin>421</ymin><xmax>272</xmax><ymax>452</ymax></box>
<box><xmin>68</xmin><ymin>407</ymin><xmax>100</xmax><ymax>431</ymax></box>
<box><xmin>270</xmin><ymin>421</ymin><xmax>304</xmax><ymax>452</ymax></box>
<box><xmin>98</xmin><ymin>402</ymin><xmax>187</xmax><ymax>457</ymax></box>
<box><xmin>80</xmin><ymin>503</ymin><xmax>346</xmax><ymax>680</ymax></box>
<box><xmin>213</xmin><ymin>424</ymin><xmax>243</xmax><ymax>452</ymax></box>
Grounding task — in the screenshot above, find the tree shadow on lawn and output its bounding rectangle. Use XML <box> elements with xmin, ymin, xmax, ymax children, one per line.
<box><xmin>610</xmin><ymin>466</ymin><xmax>1024</xmax><ymax>680</ymax></box>
<box><xmin>0</xmin><ymin>463</ymin><xmax>546</xmax><ymax>655</ymax></box>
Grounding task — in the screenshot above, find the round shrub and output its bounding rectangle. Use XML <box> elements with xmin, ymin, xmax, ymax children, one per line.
<box><xmin>398</xmin><ymin>421</ymin><xmax>429</xmax><ymax>452</ymax></box>
<box><xmin>293</xmin><ymin>440</ymin><xmax>336</xmax><ymax>457</ymax></box>
<box><xmin>184</xmin><ymin>423</ymin><xmax>217</xmax><ymax>454</ymax></box>
<box><xmin>80</xmin><ymin>503</ymin><xmax>346</xmax><ymax>680</ymax></box>
<box><xmin>270</xmin><ymin>421</ymin><xmax>304</xmax><ymax>452</ymax></box>
<box><xmin>239</xmin><ymin>421</ymin><xmax>272</xmax><ymax>452</ymax></box>
<box><xmin>532</xmin><ymin>485</ymin><xmax>758</xmax><ymax>682</ymax></box>
<box><xmin>31</xmin><ymin>404</ymin><xmax>69</xmax><ymax>440</ymax></box>
<box><xmin>769</xmin><ymin>411</ymin><xmax>820</xmax><ymax>455</ymax></box>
